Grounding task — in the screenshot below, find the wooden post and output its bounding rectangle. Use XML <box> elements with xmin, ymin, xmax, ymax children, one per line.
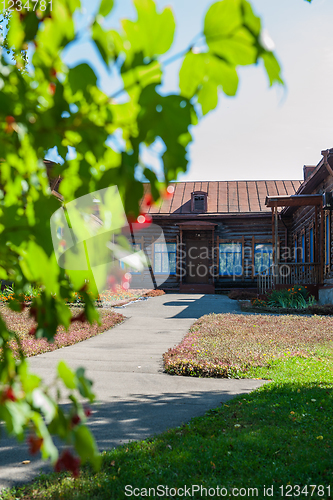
<box><xmin>141</xmin><ymin>236</ymin><xmax>144</xmax><ymax>282</ymax></box>
<box><xmin>315</xmin><ymin>205</ymin><xmax>318</xmax><ymax>263</ymax></box>
<box><xmin>320</xmin><ymin>203</ymin><xmax>324</xmax><ymax>284</ymax></box>
<box><xmin>180</xmin><ymin>228</ymin><xmax>183</xmax><ymax>285</ymax></box>
<box><xmin>176</xmin><ymin>235</ymin><xmax>179</xmax><ymax>282</ymax></box>
<box><xmin>216</xmin><ymin>235</ymin><xmax>219</xmax><ymax>276</ymax></box>
<box><xmin>271</xmin><ymin>207</ymin><xmax>275</xmax><ymax>266</ymax></box>
<box><xmin>241</xmin><ymin>235</ymin><xmax>245</xmax><ymax>278</ymax></box>
<box><xmin>251</xmin><ymin>235</ymin><xmax>255</xmax><ymax>279</ymax></box>
<box><xmin>272</xmin><ymin>206</ymin><xmax>278</xmax><ymax>285</ymax></box>
<box><xmin>212</xmin><ymin>228</ymin><xmax>215</xmax><ymax>284</ymax></box>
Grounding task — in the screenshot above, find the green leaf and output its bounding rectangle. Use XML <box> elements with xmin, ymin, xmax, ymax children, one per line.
<box><xmin>68</xmin><ymin>64</ymin><xmax>97</xmax><ymax>95</ymax></box>
<box><xmin>242</xmin><ymin>0</ymin><xmax>261</xmax><ymax>36</ymax></box>
<box><xmin>74</xmin><ymin>425</ymin><xmax>101</xmax><ymax>469</ymax></box>
<box><xmin>122</xmin><ymin>0</ymin><xmax>175</xmax><ymax>59</ymax></box>
<box><xmin>122</xmin><ymin>61</ymin><xmax>162</xmax><ymax>91</ymax></box>
<box><xmin>30</xmin><ymin>411</ymin><xmax>58</xmax><ymax>462</ymax></box>
<box><xmin>197</xmin><ymin>80</ymin><xmax>218</xmax><ymax>115</ymax></box>
<box><xmin>204</xmin><ymin>0</ymin><xmax>242</xmax><ymax>40</ymax></box>
<box><xmin>261</xmin><ymin>51</ymin><xmax>283</xmax><ymax>86</ymax></box>
<box><xmin>32</xmin><ymin>389</ymin><xmax>56</xmax><ymax>424</ymax></box>
<box><xmin>19</xmin><ymin>241</ymin><xmax>60</xmax><ymax>295</ymax></box>
<box><xmin>7</xmin><ymin>11</ymin><xmax>25</xmax><ymax>51</ymax></box>
<box><xmin>98</xmin><ymin>0</ymin><xmax>114</xmax><ymax>17</ymax></box>
<box><xmin>142</xmin><ymin>168</ymin><xmax>159</xmax><ymax>200</ymax></box>
<box><xmin>210</xmin><ymin>26</ymin><xmax>257</xmax><ymax>66</ymax></box>
<box><xmin>3</xmin><ymin>401</ymin><xmax>31</xmax><ymax>437</ymax></box>
<box><xmin>179</xmin><ymin>52</ymin><xmax>206</xmax><ymax>99</ymax></box>
<box><xmin>18</xmin><ymin>361</ymin><xmax>41</xmax><ymax>394</ymax></box>
<box><xmin>57</xmin><ymin>361</ymin><xmax>77</xmax><ymax>390</ymax></box>
<box><xmin>76</xmin><ymin>367</ymin><xmax>95</xmax><ymax>402</ymax></box>
<box><xmin>180</xmin><ymin>52</ymin><xmax>238</xmax><ymax>113</ymax></box>
<box><xmin>209</xmin><ymin>55</ymin><xmax>239</xmax><ymax>96</ymax></box>
<box><xmin>92</xmin><ymin>22</ymin><xmax>116</xmax><ymax>66</ymax></box>
<box><xmin>204</xmin><ymin>1</ymin><xmax>257</xmax><ymax>66</ymax></box>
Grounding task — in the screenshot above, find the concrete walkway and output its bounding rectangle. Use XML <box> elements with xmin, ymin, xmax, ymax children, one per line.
<box><xmin>0</xmin><ymin>294</ymin><xmax>265</xmax><ymax>490</ymax></box>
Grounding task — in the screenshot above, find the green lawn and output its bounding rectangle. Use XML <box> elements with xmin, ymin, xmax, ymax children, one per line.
<box><xmin>3</xmin><ymin>313</ymin><xmax>333</xmax><ymax>499</ymax></box>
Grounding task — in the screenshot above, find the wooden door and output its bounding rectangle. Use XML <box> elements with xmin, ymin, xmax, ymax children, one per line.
<box><xmin>186</xmin><ymin>239</ymin><xmax>210</xmax><ymax>283</ymax></box>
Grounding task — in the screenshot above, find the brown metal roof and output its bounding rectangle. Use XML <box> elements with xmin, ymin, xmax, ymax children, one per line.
<box><xmin>142</xmin><ymin>180</ymin><xmax>303</xmax><ymax>215</ymax></box>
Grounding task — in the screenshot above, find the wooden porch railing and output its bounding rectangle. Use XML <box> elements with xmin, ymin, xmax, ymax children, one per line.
<box><xmin>258</xmin><ymin>262</ymin><xmax>321</xmax><ymax>295</ymax></box>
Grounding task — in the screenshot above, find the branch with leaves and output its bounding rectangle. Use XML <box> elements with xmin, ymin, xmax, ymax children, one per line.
<box><xmin>0</xmin><ymin>0</ymin><xmax>288</xmax><ymax>477</ymax></box>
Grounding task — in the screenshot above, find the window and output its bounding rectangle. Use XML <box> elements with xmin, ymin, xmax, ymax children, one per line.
<box><xmin>294</xmin><ymin>236</ymin><xmax>298</xmax><ymax>263</ymax></box>
<box><xmin>154</xmin><ymin>243</ymin><xmax>176</xmax><ymax>274</ymax></box>
<box><xmin>194</xmin><ymin>195</ymin><xmax>205</xmax><ymax>211</ymax></box>
<box><xmin>254</xmin><ymin>244</ymin><xmax>273</xmax><ymax>275</ymax></box>
<box><xmin>191</xmin><ymin>191</ymin><xmax>207</xmax><ymax>212</ymax></box>
<box><xmin>219</xmin><ymin>243</ymin><xmax>242</xmax><ymax>276</ymax></box>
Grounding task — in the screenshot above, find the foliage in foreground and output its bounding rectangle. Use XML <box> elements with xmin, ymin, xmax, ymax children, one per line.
<box><xmin>3</xmin><ymin>351</ymin><xmax>332</xmax><ymax>499</ymax></box>
<box><xmin>163</xmin><ymin>312</ymin><xmax>333</xmax><ymax>377</ymax></box>
<box><xmin>0</xmin><ymin>0</ymin><xmax>304</xmax><ymax>477</ymax></box>
<box><xmin>0</xmin><ymin>284</ymin><xmax>149</xmax><ymax>306</ymax></box>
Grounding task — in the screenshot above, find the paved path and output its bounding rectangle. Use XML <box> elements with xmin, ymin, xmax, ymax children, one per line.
<box><xmin>0</xmin><ymin>294</ymin><xmax>265</xmax><ymax>490</ymax></box>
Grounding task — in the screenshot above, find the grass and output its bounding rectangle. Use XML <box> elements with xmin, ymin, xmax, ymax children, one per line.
<box><xmin>164</xmin><ymin>313</ymin><xmax>333</xmax><ymax>377</ymax></box>
<box><xmin>3</xmin><ymin>313</ymin><xmax>333</xmax><ymax>499</ymax></box>
<box><xmin>0</xmin><ymin>306</ymin><xmax>124</xmax><ymax>358</ymax></box>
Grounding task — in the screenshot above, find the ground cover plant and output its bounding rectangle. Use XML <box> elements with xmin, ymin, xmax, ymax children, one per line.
<box><xmin>0</xmin><ymin>306</ymin><xmax>124</xmax><ymax>359</ymax></box>
<box><xmin>163</xmin><ymin>313</ymin><xmax>333</xmax><ymax>377</ymax></box>
<box><xmin>3</xmin><ymin>324</ymin><xmax>333</xmax><ymax>499</ymax></box>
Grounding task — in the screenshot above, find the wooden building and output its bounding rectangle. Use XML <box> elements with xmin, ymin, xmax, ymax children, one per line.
<box><xmin>132</xmin><ymin>179</ymin><xmax>303</xmax><ymax>294</ymax></box>
<box><xmin>264</xmin><ymin>148</ymin><xmax>333</xmax><ymax>304</ymax></box>
<box><xmin>133</xmin><ymin>149</ymin><xmax>333</xmax><ymax>301</ymax></box>
<box><xmin>48</xmin><ymin>149</ymin><xmax>333</xmax><ymax>302</ymax></box>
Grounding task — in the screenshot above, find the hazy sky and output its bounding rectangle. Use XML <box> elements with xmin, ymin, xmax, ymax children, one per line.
<box><xmin>61</xmin><ymin>0</ymin><xmax>333</xmax><ymax>182</ymax></box>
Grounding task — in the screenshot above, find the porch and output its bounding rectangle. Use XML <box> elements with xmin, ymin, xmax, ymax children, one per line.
<box><xmin>261</xmin><ymin>193</ymin><xmax>325</xmax><ymax>295</ymax></box>
<box><xmin>258</xmin><ymin>262</ymin><xmax>321</xmax><ymax>295</ymax></box>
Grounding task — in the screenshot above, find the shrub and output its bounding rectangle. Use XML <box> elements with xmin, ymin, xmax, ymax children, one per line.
<box><xmin>251</xmin><ymin>297</ymin><xmax>268</xmax><ymax>307</ymax></box>
<box><xmin>265</xmin><ymin>286</ymin><xmax>315</xmax><ymax>310</ymax></box>
<box><xmin>308</xmin><ymin>304</ymin><xmax>333</xmax><ymax>315</ymax></box>
<box><xmin>144</xmin><ymin>289</ymin><xmax>165</xmax><ymax>297</ymax></box>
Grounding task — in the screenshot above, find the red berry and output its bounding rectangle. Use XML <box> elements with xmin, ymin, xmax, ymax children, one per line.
<box><xmin>5</xmin><ymin>116</ymin><xmax>15</xmax><ymax>124</ymax></box>
<box><xmin>55</xmin><ymin>450</ymin><xmax>81</xmax><ymax>478</ymax></box>
<box><xmin>50</xmin><ymin>68</ymin><xmax>57</xmax><ymax>78</ymax></box>
<box><xmin>84</xmin><ymin>407</ymin><xmax>92</xmax><ymax>418</ymax></box>
<box><xmin>27</xmin><ymin>435</ymin><xmax>43</xmax><ymax>455</ymax></box>
<box><xmin>1</xmin><ymin>387</ymin><xmax>16</xmax><ymax>403</ymax></box>
<box><xmin>71</xmin><ymin>414</ymin><xmax>81</xmax><ymax>427</ymax></box>
<box><xmin>143</xmin><ymin>194</ymin><xmax>153</xmax><ymax>207</ymax></box>
<box><xmin>28</xmin><ymin>326</ymin><xmax>37</xmax><ymax>336</ymax></box>
<box><xmin>48</xmin><ymin>83</ymin><xmax>56</xmax><ymax>95</ymax></box>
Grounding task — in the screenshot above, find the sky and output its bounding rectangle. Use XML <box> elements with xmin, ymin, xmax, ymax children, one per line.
<box><xmin>59</xmin><ymin>0</ymin><xmax>333</xmax><ymax>182</ymax></box>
